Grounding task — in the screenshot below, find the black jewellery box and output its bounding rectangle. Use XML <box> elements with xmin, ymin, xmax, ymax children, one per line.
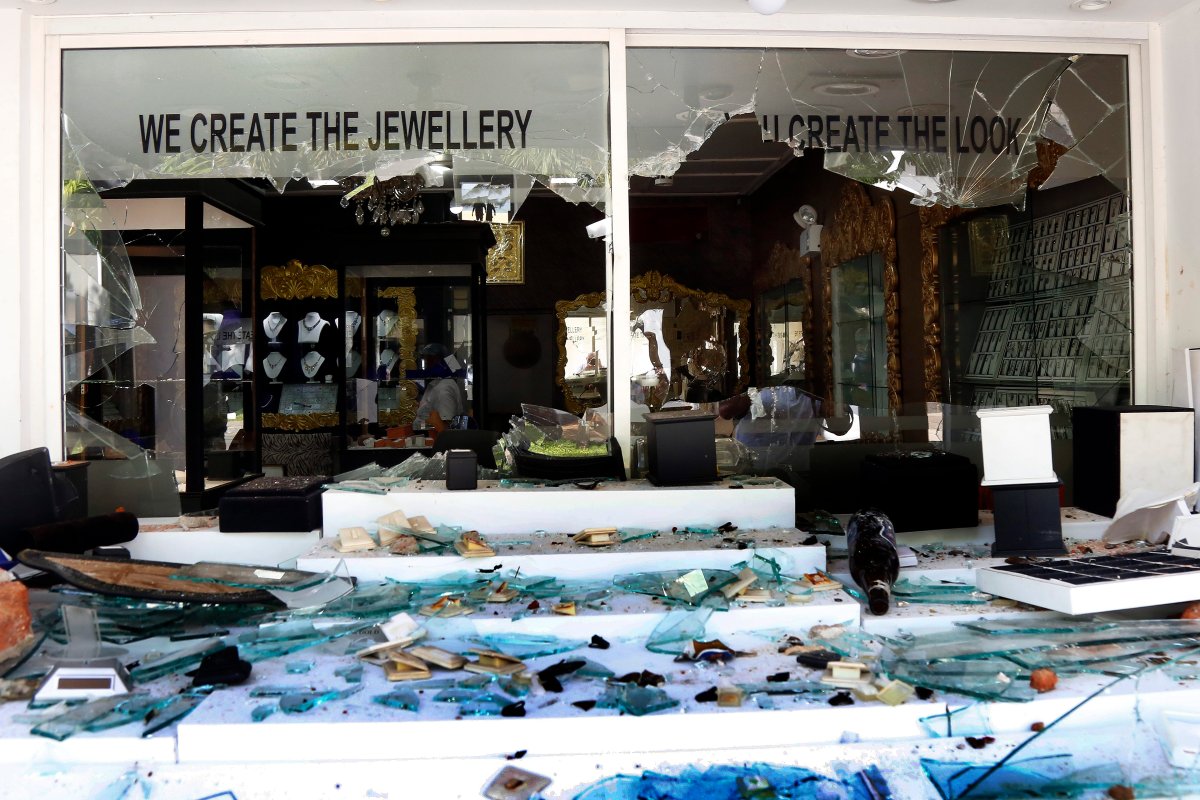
<box><xmin>860</xmin><ymin>449</ymin><xmax>979</xmax><ymax>533</ymax></box>
<box><xmin>644</xmin><ymin>410</ymin><xmax>717</xmax><ymax>486</ymax></box>
<box><xmin>218</xmin><ymin>476</ymin><xmax>328</xmax><ymax>532</ymax></box>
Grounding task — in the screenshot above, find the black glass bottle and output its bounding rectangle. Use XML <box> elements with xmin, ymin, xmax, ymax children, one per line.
<box><xmin>846</xmin><ymin>508</ymin><xmax>900</xmax><ymax>616</ymax></box>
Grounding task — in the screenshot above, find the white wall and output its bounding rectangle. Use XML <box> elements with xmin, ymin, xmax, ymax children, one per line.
<box><xmin>1159</xmin><ymin>1</ymin><xmax>1200</xmax><ymax>401</ymax></box>
<box><xmin>0</xmin><ymin>9</ymin><xmax>25</xmax><ymax>455</ymax></box>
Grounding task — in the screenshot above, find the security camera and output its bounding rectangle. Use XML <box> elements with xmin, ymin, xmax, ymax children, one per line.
<box><xmin>586</xmin><ymin>218</ymin><xmax>611</xmax><ymax>239</ymax></box>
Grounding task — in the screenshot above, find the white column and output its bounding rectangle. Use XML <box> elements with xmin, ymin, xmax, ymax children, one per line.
<box><xmin>0</xmin><ymin>10</ymin><xmax>26</xmax><ymax>455</ymax></box>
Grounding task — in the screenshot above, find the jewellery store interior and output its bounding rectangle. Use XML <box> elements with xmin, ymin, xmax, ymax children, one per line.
<box><xmin>60</xmin><ymin>44</ymin><xmax>1133</xmax><ymax>517</ymax></box>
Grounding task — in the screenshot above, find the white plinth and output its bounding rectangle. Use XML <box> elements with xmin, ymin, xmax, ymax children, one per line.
<box><xmin>298</xmin><ymin>528</ymin><xmax>824</xmax><ymax>581</ymax></box>
<box><xmin>321</xmin><ymin>479</ymin><xmax>794</xmax><ymax>535</ymax></box>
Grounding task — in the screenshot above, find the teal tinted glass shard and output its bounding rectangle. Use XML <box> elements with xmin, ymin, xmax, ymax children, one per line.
<box><xmin>129</xmin><ymin>637</ymin><xmax>225</xmax><ymax>683</ymax></box>
<box><xmin>476</xmin><ymin>633</ymin><xmax>585</xmax><ymax>659</ymax></box>
<box><xmin>31</xmin><ymin>695</ymin><xmax>133</xmax><ymax>741</ymax></box>
<box><xmin>91</xmin><ymin>770</ymin><xmax>148</xmax><ymax>800</ymax></box>
<box><xmin>574</xmin><ymin>659</ymin><xmax>616</xmax><ymax>680</ymax></box>
<box><xmin>238</xmin><ymin>621</ymin><xmax>373</xmax><ymax>662</ymax></box>
<box><xmin>169</xmin><ymin>562</ymin><xmax>330</xmax><ymax>592</ymax></box>
<box><xmin>918</xmin><ymin>704</ymin><xmax>993</xmax><ymax>738</ymax></box>
<box><xmin>613</xmin><ymin>569</ymin><xmax>737</xmax><ymax>606</ymax></box>
<box><xmin>570</xmin><ymin>763</ymin><xmax>851</xmax><ymax>800</ymax></box>
<box><xmin>285</xmin><ymin>660</ymin><xmax>314</xmax><ymax>674</ymax></box>
<box><xmin>596</xmin><ymin>683</ymin><xmax>678</xmax><ymax>717</ymax></box>
<box><xmin>645</xmin><ymin>607</ymin><xmax>714</xmax><ymax>655</ymax></box>
<box><xmin>459</xmin><ymin>691</ymin><xmax>514</xmax><ymax>717</ymax></box>
<box><xmin>250</xmin><ymin>685</ymin><xmax>304</xmax><ymax>697</ymax></box>
<box><xmin>82</xmin><ymin>694</ymin><xmax>173</xmax><ymax>733</ymax></box>
<box><xmin>142</xmin><ymin>692</ymin><xmax>207</xmax><ymax>736</ymax></box>
<box><xmin>317</xmin><ymin>582</ymin><xmax>415</xmax><ymax>619</ymax></box>
<box><xmin>920</xmin><ymin>755</ymin><xmax>1073</xmax><ymax>800</ymax></box>
<box><xmin>955</xmin><ymin>618</ymin><xmax>1119</xmax><ymax>636</ymax></box>
<box><xmin>497</xmin><ymin>676</ymin><xmax>531</xmax><ymax>697</ymax></box>
<box><xmin>885</xmin><ymin>659</ymin><xmax>1036</xmax><ymax>702</ymax></box>
<box><xmin>251</xmin><ymin>703</ymin><xmax>277</xmax><ymax>722</ymax></box>
<box><xmin>335</xmin><ymin>664</ymin><xmax>364</xmax><ymax>684</ymax></box>
<box><xmin>279</xmin><ymin>685</ymin><xmax>363</xmax><ymax>714</ymax></box>
<box><xmin>618</xmin><ymin>528</ymin><xmax>658</xmax><ymax>543</ymax></box>
<box><xmin>373</xmin><ymin>688</ymin><xmax>420</xmax><ymax>712</ymax></box>
<box><xmin>735</xmin><ymin>679</ymin><xmax>828</xmax><ymax>696</ymax></box>
<box><xmin>434</xmin><ymin>686</ymin><xmax>483</xmax><ymax>703</ymax></box>
<box><xmin>268</xmin><ymin>574</ymin><xmax>355</xmax><ymax>610</ymax></box>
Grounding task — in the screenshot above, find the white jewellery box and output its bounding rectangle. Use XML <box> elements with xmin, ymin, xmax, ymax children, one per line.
<box><xmin>976</xmin><ymin>405</ymin><xmax>1057</xmax><ymax>487</ymax></box>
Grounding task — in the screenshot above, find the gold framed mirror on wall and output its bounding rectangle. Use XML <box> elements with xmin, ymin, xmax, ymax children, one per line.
<box><xmin>555</xmin><ymin>271</ymin><xmax>751</xmax><ymax>416</ymax></box>
<box><xmin>556</xmin><ymin>290</ymin><xmax>609</xmax><ymax>415</ymax></box>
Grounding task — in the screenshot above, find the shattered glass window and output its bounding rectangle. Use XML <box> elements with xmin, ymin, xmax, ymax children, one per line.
<box><xmin>60</xmin><ymin>43</ymin><xmax>611</xmax><ymax>495</ymax></box>
<box><xmin>627</xmin><ymin>48</ymin><xmax>1130</xmax><ymax>508</ymax></box>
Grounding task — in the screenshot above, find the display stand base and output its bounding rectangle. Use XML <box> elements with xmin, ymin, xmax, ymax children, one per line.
<box><xmin>990</xmin><ymin>481</ymin><xmax>1067</xmax><ymax>558</ymax></box>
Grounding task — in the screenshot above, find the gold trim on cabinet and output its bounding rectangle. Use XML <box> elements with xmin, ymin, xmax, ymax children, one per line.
<box><xmin>261</xmin><ymin>412</ymin><xmax>339</xmax><ymax>431</ymax></box>
<box><xmin>555</xmin><ymin>290</ymin><xmax>608</xmax><ymax>415</ymax></box>
<box><xmin>260</xmin><ymin>260</ymin><xmax>339</xmax><ymax>301</ymax></box>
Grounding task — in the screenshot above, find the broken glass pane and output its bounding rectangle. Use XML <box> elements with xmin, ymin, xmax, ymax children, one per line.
<box><xmin>919</xmin><ymin>704</ymin><xmax>993</xmax><ymax>738</ymax></box>
<box><xmin>459</xmin><ymin>691</ymin><xmax>516</xmax><ymax>717</ymax></box>
<box><xmin>628</xmin><ymin>48</ymin><xmax>1127</xmax><ymax>210</ymax></box>
<box><xmin>921</xmin><ymin>755</ymin><xmax>1074</xmax><ymax>800</ymax></box>
<box><xmin>62</xmin><ymin>44</ymin><xmax>611</xmax><ymax>216</ymax></box>
<box><xmin>31</xmin><ymin>695</ymin><xmax>133</xmax><ymax>741</ymax></box>
<box><xmin>129</xmin><ymin>637</ymin><xmax>225</xmax><ymax>684</ymax></box>
<box><xmin>644</xmin><ymin>607</ymin><xmax>713</xmax><ymax>655</ymax></box>
<box><xmin>278</xmin><ymin>685</ymin><xmax>363</xmax><ymax>714</ymax></box>
<box><xmin>250</xmin><ymin>703</ymin><xmax>276</xmax><ymax>722</ymax></box>
<box><xmin>372</xmin><ymin>688</ymin><xmax>420</xmax><ymax>712</ymax></box>
<box><xmin>595</xmin><ymin>682</ymin><xmax>678</xmax><ymax>717</ymax></box>
<box><xmin>613</xmin><ymin>569</ymin><xmax>738</xmax><ymax>606</ymax></box>
<box><xmin>475</xmin><ymin>633</ymin><xmax>585</xmax><ymax>660</ymax></box>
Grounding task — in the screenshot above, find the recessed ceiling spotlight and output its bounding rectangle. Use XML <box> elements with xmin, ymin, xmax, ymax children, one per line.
<box><xmin>847</xmin><ymin>49</ymin><xmax>907</xmax><ymax>58</ymax></box>
<box><xmin>814</xmin><ymin>82</ymin><xmax>880</xmax><ymax>97</ymax></box>
<box><xmin>747</xmin><ymin>0</ymin><xmax>788</xmax><ymax>14</ymax></box>
<box><xmin>1070</xmin><ymin>0</ymin><xmax>1111</xmax><ymax>9</ymax></box>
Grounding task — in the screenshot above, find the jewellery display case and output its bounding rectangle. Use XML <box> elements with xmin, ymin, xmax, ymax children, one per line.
<box><xmin>339</xmin><ymin>264</ymin><xmax>485</xmax><ymax>470</ymax></box>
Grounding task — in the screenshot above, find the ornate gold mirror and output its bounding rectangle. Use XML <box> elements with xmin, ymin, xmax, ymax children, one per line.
<box><xmin>821</xmin><ymin>183</ymin><xmax>899</xmax><ymax>421</ymax></box>
<box><xmin>556</xmin><ymin>291</ymin><xmax>608</xmax><ymax>414</ymax></box>
<box><xmin>556</xmin><ymin>272</ymin><xmax>750</xmax><ymax>415</ymax></box>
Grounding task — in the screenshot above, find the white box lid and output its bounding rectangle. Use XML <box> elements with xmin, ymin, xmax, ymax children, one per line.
<box><xmin>976</xmin><ymin>405</ymin><xmax>1054</xmax><ymax>419</ymax></box>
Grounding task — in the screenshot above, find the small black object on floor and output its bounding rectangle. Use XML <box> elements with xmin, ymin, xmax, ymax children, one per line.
<box><xmin>188</xmin><ymin>645</ymin><xmax>252</xmax><ymax>688</ymax></box>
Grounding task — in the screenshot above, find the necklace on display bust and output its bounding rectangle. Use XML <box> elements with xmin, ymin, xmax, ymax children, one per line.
<box><xmin>262</xmin><ymin>352</ymin><xmax>287</xmax><ymax>381</ymax></box>
<box><xmin>300</xmin><ymin>351</ymin><xmax>325</xmax><ymax>379</ymax></box>
<box><xmin>345</xmin><ymin>351</ymin><xmax>362</xmax><ymax>377</ymax></box>
<box><xmin>378</xmin><ymin>348</ymin><xmax>398</xmax><ymax>376</ymax></box>
<box><xmin>377</xmin><ymin>310</ymin><xmax>398</xmax><ymax>338</ymax></box>
<box><xmin>298</xmin><ymin>312</ymin><xmax>328</xmax><ymax>344</ymax></box>
<box><xmin>263</xmin><ymin>312</ymin><xmax>287</xmax><ymax>341</ymax></box>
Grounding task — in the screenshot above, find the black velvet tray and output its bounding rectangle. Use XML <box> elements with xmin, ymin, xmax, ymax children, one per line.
<box><xmin>219</xmin><ymin>476</ymin><xmax>328</xmax><ymax>533</ymax></box>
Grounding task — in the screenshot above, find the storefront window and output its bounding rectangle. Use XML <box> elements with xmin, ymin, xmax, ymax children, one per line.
<box><xmin>624</xmin><ymin>47</ymin><xmax>1131</xmax><ymax>507</ymax></box>
<box><xmin>61</xmin><ymin>42</ymin><xmax>611</xmax><ymax>507</ymax></box>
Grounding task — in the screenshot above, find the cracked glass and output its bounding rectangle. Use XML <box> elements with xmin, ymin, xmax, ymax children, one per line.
<box><xmin>627</xmin><ymin>47</ymin><xmax>1130</xmax><ymax>510</ymax></box>
<box><xmin>61</xmin><ymin>42</ymin><xmax>611</xmax><ymax>496</ymax></box>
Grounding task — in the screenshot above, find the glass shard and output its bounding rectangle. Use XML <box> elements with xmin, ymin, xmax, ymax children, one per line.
<box><xmin>595</xmin><ymin>683</ymin><xmax>678</xmax><ymax>717</ymax></box>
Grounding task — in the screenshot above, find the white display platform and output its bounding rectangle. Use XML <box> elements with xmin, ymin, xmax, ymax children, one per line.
<box><xmin>321</xmin><ymin>478</ymin><xmax>794</xmax><ymax>534</ymax></box>
<box><xmin>298</xmin><ymin>528</ymin><xmax>825</xmax><ymax>581</ymax></box>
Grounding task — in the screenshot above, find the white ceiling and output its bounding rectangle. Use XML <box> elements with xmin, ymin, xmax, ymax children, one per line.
<box><xmin>2</xmin><ymin>0</ymin><xmax>1198</xmax><ymax>23</ymax></box>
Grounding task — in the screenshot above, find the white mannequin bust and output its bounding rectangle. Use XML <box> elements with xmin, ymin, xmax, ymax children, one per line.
<box><xmin>300</xmin><ymin>350</ymin><xmax>326</xmax><ymax>381</ymax></box>
<box><xmin>262</xmin><ymin>311</ymin><xmax>287</xmax><ymax>342</ymax></box>
<box><xmin>297</xmin><ymin>312</ymin><xmax>329</xmax><ymax>344</ymax></box>
<box><xmin>378</xmin><ymin>348</ymin><xmax>398</xmax><ymax>378</ymax></box>
<box><xmin>345</xmin><ymin>311</ymin><xmax>362</xmax><ymax>338</ymax></box>
<box><xmin>377</xmin><ymin>310</ymin><xmax>398</xmax><ymax>338</ymax></box>
<box><xmin>262</xmin><ymin>352</ymin><xmax>287</xmax><ymax>382</ymax></box>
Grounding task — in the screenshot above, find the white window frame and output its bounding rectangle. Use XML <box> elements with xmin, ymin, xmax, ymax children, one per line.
<box><xmin>23</xmin><ymin>15</ymin><xmax>1159</xmax><ymax>464</ymax></box>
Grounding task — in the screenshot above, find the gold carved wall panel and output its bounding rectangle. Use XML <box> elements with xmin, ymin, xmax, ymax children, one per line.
<box><xmin>260</xmin><ymin>260</ymin><xmax>339</xmax><ymax>301</ymax></box>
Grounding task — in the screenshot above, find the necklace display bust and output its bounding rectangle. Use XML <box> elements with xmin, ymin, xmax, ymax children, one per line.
<box><xmin>262</xmin><ymin>352</ymin><xmax>287</xmax><ymax>382</ymax></box>
<box><xmin>378</xmin><ymin>348</ymin><xmax>398</xmax><ymax>378</ymax></box>
<box><xmin>345</xmin><ymin>350</ymin><xmax>362</xmax><ymax>377</ymax></box>
<box><xmin>297</xmin><ymin>312</ymin><xmax>329</xmax><ymax>344</ymax></box>
<box><xmin>300</xmin><ymin>350</ymin><xmax>326</xmax><ymax>380</ymax></box>
<box><xmin>377</xmin><ymin>310</ymin><xmax>398</xmax><ymax>338</ymax></box>
<box><xmin>262</xmin><ymin>312</ymin><xmax>287</xmax><ymax>343</ymax></box>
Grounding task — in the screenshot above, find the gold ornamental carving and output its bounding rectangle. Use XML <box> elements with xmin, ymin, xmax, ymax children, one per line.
<box><xmin>821</xmin><ymin>183</ymin><xmax>900</xmax><ymax>413</ymax></box>
<box><xmin>376</xmin><ymin>286</ymin><xmax>419</xmax><ymax>373</ymax></box>
<box><xmin>486</xmin><ymin>221</ymin><xmax>525</xmax><ymax>285</ymax></box>
<box><xmin>918</xmin><ymin>205</ymin><xmax>967</xmax><ymax>404</ymax></box>
<box><xmin>261</xmin><ymin>412</ymin><xmax>339</xmax><ymax>431</ymax></box>
<box><xmin>260</xmin><ymin>260</ymin><xmax>338</xmax><ymax>301</ymax></box>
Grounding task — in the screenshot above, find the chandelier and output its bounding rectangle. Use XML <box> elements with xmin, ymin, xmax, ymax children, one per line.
<box><xmin>340</xmin><ymin>174</ymin><xmax>426</xmax><ymax>236</ymax></box>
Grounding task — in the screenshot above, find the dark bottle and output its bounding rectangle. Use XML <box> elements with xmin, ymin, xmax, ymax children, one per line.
<box><xmin>846</xmin><ymin>508</ymin><xmax>900</xmax><ymax>616</ymax></box>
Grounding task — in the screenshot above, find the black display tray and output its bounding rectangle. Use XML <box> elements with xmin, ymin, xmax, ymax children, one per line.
<box><xmin>219</xmin><ymin>476</ymin><xmax>328</xmax><ymax>532</ymax></box>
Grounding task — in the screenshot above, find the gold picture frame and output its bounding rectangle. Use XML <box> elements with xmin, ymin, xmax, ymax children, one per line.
<box><xmin>486</xmin><ymin>221</ymin><xmax>525</xmax><ymax>285</ymax></box>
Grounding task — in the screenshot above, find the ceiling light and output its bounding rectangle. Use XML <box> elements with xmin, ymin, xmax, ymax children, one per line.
<box><xmin>1070</xmin><ymin>0</ymin><xmax>1111</xmax><ymax>9</ymax></box>
<box><xmin>748</xmin><ymin>0</ymin><xmax>787</xmax><ymax>14</ymax></box>
<box><xmin>847</xmin><ymin>49</ymin><xmax>906</xmax><ymax>59</ymax></box>
<box><xmin>793</xmin><ymin>204</ymin><xmax>818</xmax><ymax>229</ymax></box>
<box><xmin>814</xmin><ymin>82</ymin><xmax>880</xmax><ymax>97</ymax></box>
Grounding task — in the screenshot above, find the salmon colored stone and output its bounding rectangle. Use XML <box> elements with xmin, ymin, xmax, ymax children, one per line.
<box><xmin>1180</xmin><ymin>602</ymin><xmax>1200</xmax><ymax>620</ymax></box>
<box><xmin>0</xmin><ymin>579</ymin><xmax>32</xmax><ymax>655</ymax></box>
<box><xmin>1030</xmin><ymin>667</ymin><xmax>1058</xmax><ymax>693</ymax></box>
